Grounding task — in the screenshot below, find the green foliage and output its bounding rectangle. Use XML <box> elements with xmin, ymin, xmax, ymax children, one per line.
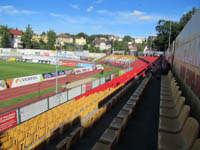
<box><xmin>154</xmin><ymin>7</ymin><xmax>198</xmax><ymax>51</ymax></box>
<box><xmin>135</xmin><ymin>41</ymin><xmax>147</xmax><ymax>51</ymax></box>
<box><xmin>76</xmin><ymin>32</ymin><xmax>88</xmax><ymax>39</ymax></box>
<box><xmin>39</xmin><ymin>39</ymin><xmax>47</xmax><ymax>49</ymax></box>
<box><xmin>0</xmin><ymin>25</ymin><xmax>10</xmax><ymax>48</ymax></box>
<box><xmin>32</xmin><ymin>40</ymin><xmax>40</xmax><ymax>49</ymax></box>
<box><xmin>113</xmin><ymin>40</ymin><xmax>128</xmax><ymax>51</ymax></box>
<box><xmin>41</xmin><ymin>32</ymin><xmax>46</xmax><ymax>36</ymax></box>
<box><xmin>179</xmin><ymin>7</ymin><xmax>198</xmax><ymax>30</ymax></box>
<box><xmin>83</xmin><ymin>44</ymin><xmax>88</xmax><ymax>50</ymax></box>
<box><xmin>63</xmin><ymin>43</ymin><xmax>75</xmax><ymax>51</ymax></box>
<box><xmin>123</xmin><ymin>35</ymin><xmax>132</xmax><ymax>42</ymax></box>
<box><xmin>47</xmin><ymin>30</ymin><xmax>56</xmax><ymax>50</ymax></box>
<box><xmin>147</xmin><ymin>37</ymin><xmax>156</xmax><ymax>50</ymax></box>
<box><xmin>21</xmin><ymin>24</ymin><xmax>33</xmax><ymax>49</ymax></box>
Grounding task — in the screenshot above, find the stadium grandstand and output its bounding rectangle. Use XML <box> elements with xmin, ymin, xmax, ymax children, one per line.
<box><xmin>0</xmin><ymin>9</ymin><xmax>200</xmax><ymax>150</ymax></box>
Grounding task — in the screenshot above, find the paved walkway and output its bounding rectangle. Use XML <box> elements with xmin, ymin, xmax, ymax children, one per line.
<box><xmin>114</xmin><ymin>76</ymin><xmax>160</xmax><ymax>150</ymax></box>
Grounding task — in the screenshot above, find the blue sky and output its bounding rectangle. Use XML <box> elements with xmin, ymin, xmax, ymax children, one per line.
<box><xmin>0</xmin><ymin>0</ymin><xmax>199</xmax><ymax>37</ymax></box>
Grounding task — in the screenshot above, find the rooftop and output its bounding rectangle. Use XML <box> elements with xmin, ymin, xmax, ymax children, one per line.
<box><xmin>9</xmin><ymin>29</ymin><xmax>23</xmax><ymax>35</ymax></box>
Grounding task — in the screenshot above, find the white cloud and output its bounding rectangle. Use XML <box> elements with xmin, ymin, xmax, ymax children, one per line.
<box><xmin>96</xmin><ymin>10</ymin><xmax>115</xmax><ymax>16</ymax></box>
<box><xmin>49</xmin><ymin>13</ymin><xmax>62</xmax><ymax>17</ymax></box>
<box><xmin>0</xmin><ymin>5</ymin><xmax>38</xmax><ymax>15</ymax></box>
<box><xmin>87</xmin><ymin>6</ymin><xmax>94</xmax><ymax>12</ymax></box>
<box><xmin>139</xmin><ymin>16</ymin><xmax>154</xmax><ymax>20</ymax></box>
<box><xmin>94</xmin><ymin>0</ymin><xmax>103</xmax><ymax>4</ymax></box>
<box><xmin>131</xmin><ymin>10</ymin><xmax>144</xmax><ymax>16</ymax></box>
<box><xmin>71</xmin><ymin>4</ymin><xmax>79</xmax><ymax>9</ymax></box>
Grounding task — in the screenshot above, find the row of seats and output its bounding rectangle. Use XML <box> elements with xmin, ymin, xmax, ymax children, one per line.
<box><xmin>99</xmin><ymin>55</ymin><xmax>138</xmax><ymax>68</ymax></box>
<box><xmin>0</xmin><ymin>86</ymin><xmax>122</xmax><ymax>150</ymax></box>
<box><xmin>92</xmin><ymin>75</ymin><xmax>152</xmax><ymax>150</ymax></box>
<box><xmin>158</xmin><ymin>71</ymin><xmax>200</xmax><ymax>150</ymax></box>
<box><xmin>142</xmin><ymin>56</ymin><xmax>159</xmax><ymax>63</ymax></box>
<box><xmin>54</xmin><ymin>77</ymin><xmax>138</xmax><ymax>150</ymax></box>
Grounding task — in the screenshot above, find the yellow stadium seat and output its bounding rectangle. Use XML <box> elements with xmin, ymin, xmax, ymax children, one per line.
<box><xmin>17</xmin><ymin>132</ymin><xmax>26</xmax><ymax>143</ymax></box>
<box><xmin>0</xmin><ymin>136</ymin><xmax>10</xmax><ymax>143</ymax></box>
<box><xmin>38</xmin><ymin>128</ymin><xmax>46</xmax><ymax>139</ymax></box>
<box><xmin>24</xmin><ymin>134</ymin><xmax>35</xmax><ymax>148</ymax></box>
<box><xmin>1</xmin><ymin>140</ymin><xmax>13</xmax><ymax>150</ymax></box>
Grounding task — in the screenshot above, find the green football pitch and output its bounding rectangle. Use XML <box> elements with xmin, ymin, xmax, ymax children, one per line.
<box><xmin>0</xmin><ymin>60</ymin><xmax>76</xmax><ymax>80</ymax></box>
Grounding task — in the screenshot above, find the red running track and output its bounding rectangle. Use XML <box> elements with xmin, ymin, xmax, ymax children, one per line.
<box><xmin>0</xmin><ymin>68</ymin><xmax>112</xmax><ymax>102</ymax></box>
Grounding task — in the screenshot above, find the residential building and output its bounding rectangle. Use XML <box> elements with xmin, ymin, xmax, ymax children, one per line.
<box><xmin>108</xmin><ymin>35</ymin><xmax>120</xmax><ymax>41</ymax></box>
<box><xmin>32</xmin><ymin>35</ymin><xmax>41</xmax><ymax>42</ymax></box>
<box><xmin>9</xmin><ymin>29</ymin><xmax>23</xmax><ymax>48</ymax></box>
<box><xmin>75</xmin><ymin>37</ymin><xmax>86</xmax><ymax>45</ymax></box>
<box><xmin>94</xmin><ymin>38</ymin><xmax>111</xmax><ymax>50</ymax></box>
<box><xmin>134</xmin><ymin>37</ymin><xmax>146</xmax><ymax>44</ymax></box>
<box><xmin>148</xmin><ymin>35</ymin><xmax>157</xmax><ymax>40</ymax></box>
<box><xmin>32</xmin><ymin>34</ymin><xmax>48</xmax><ymax>43</ymax></box>
<box><xmin>56</xmin><ymin>34</ymin><xmax>73</xmax><ymax>45</ymax></box>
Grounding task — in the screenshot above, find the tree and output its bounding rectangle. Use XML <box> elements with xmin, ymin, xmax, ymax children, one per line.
<box><xmin>123</xmin><ymin>35</ymin><xmax>132</xmax><ymax>42</ymax></box>
<box><xmin>0</xmin><ymin>25</ymin><xmax>10</xmax><ymax>48</ymax></box>
<box><xmin>179</xmin><ymin>7</ymin><xmax>197</xmax><ymax>30</ymax></box>
<box><xmin>41</xmin><ymin>32</ymin><xmax>46</xmax><ymax>36</ymax></box>
<box><xmin>136</xmin><ymin>41</ymin><xmax>147</xmax><ymax>51</ymax></box>
<box><xmin>76</xmin><ymin>32</ymin><xmax>88</xmax><ymax>39</ymax></box>
<box><xmin>47</xmin><ymin>30</ymin><xmax>56</xmax><ymax>50</ymax></box>
<box><xmin>154</xmin><ymin>7</ymin><xmax>198</xmax><ymax>51</ymax></box>
<box><xmin>39</xmin><ymin>39</ymin><xmax>47</xmax><ymax>49</ymax></box>
<box><xmin>32</xmin><ymin>40</ymin><xmax>40</xmax><ymax>49</ymax></box>
<box><xmin>21</xmin><ymin>24</ymin><xmax>33</xmax><ymax>48</ymax></box>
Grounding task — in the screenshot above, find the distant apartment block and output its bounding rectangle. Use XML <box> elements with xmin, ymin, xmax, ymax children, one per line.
<box><xmin>94</xmin><ymin>37</ymin><xmax>111</xmax><ymax>50</ymax></box>
<box><xmin>9</xmin><ymin>29</ymin><xmax>23</xmax><ymax>48</ymax></box>
<box><xmin>32</xmin><ymin>34</ymin><xmax>48</xmax><ymax>43</ymax></box>
<box><xmin>75</xmin><ymin>37</ymin><xmax>86</xmax><ymax>45</ymax></box>
<box><xmin>148</xmin><ymin>35</ymin><xmax>157</xmax><ymax>40</ymax></box>
<box><xmin>56</xmin><ymin>34</ymin><xmax>73</xmax><ymax>46</ymax></box>
<box><xmin>134</xmin><ymin>37</ymin><xmax>146</xmax><ymax>44</ymax></box>
<box><xmin>108</xmin><ymin>35</ymin><xmax>120</xmax><ymax>41</ymax></box>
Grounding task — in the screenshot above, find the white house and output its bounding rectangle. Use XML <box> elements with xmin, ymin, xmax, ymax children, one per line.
<box><xmin>9</xmin><ymin>29</ymin><xmax>23</xmax><ymax>48</ymax></box>
<box><xmin>56</xmin><ymin>34</ymin><xmax>73</xmax><ymax>45</ymax></box>
<box><xmin>134</xmin><ymin>37</ymin><xmax>146</xmax><ymax>44</ymax></box>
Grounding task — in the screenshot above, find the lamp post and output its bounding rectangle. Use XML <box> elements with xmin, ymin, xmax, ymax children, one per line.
<box><xmin>168</xmin><ymin>21</ymin><xmax>172</xmax><ymax>48</ymax></box>
<box><xmin>55</xmin><ymin>41</ymin><xmax>59</xmax><ymax>94</ymax></box>
<box><xmin>150</xmin><ymin>34</ymin><xmax>153</xmax><ymax>50</ymax></box>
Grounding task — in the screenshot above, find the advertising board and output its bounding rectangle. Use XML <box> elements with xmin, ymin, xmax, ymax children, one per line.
<box><xmin>61</xmin><ymin>62</ymin><xmax>77</xmax><ymax>67</ymax></box>
<box><xmin>82</xmin><ymin>84</ymin><xmax>86</xmax><ymax>94</ymax></box>
<box><xmin>42</xmin><ymin>71</ymin><xmax>68</xmax><ymax>81</ymax></box>
<box><xmin>68</xmin><ymin>86</ymin><xmax>81</xmax><ymax>100</ymax></box>
<box><xmin>20</xmin><ymin>99</ymin><xmax>48</xmax><ymax>122</ymax></box>
<box><xmin>0</xmin><ymin>80</ymin><xmax>7</xmax><ymax>91</ymax></box>
<box><xmin>0</xmin><ymin>110</ymin><xmax>17</xmax><ymax>133</ymax></box>
<box><xmin>7</xmin><ymin>74</ymin><xmax>43</xmax><ymax>88</ymax></box>
<box><xmin>49</xmin><ymin>95</ymin><xmax>60</xmax><ymax>108</ymax></box>
<box><xmin>77</xmin><ymin>63</ymin><xmax>94</xmax><ymax>68</ymax></box>
<box><xmin>73</xmin><ymin>67</ymin><xmax>94</xmax><ymax>74</ymax></box>
<box><xmin>100</xmin><ymin>77</ymin><xmax>106</xmax><ymax>85</ymax></box>
<box><xmin>92</xmin><ymin>79</ymin><xmax>99</xmax><ymax>89</ymax></box>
